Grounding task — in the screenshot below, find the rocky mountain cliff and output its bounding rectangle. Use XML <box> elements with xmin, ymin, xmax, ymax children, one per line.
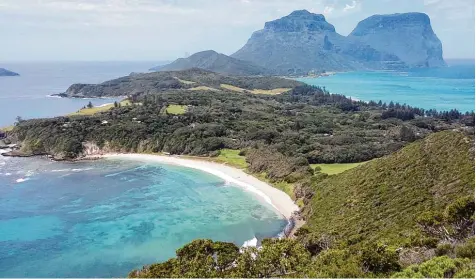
<box><xmin>349</xmin><ymin>12</ymin><xmax>446</xmax><ymax>68</ymax></box>
<box><xmin>0</xmin><ymin>68</ymin><xmax>19</xmax><ymax>76</ymax></box>
<box><xmin>150</xmin><ymin>50</ymin><xmax>271</xmax><ymax>76</ymax></box>
<box><xmin>232</xmin><ymin>10</ymin><xmax>445</xmax><ymax>74</ymax></box>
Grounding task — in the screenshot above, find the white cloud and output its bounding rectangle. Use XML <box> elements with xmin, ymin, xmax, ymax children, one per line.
<box><xmin>343</xmin><ymin>0</ymin><xmax>357</xmax><ymax>12</ymax></box>
<box><xmin>323</xmin><ymin>6</ymin><xmax>334</xmax><ymax>14</ymax></box>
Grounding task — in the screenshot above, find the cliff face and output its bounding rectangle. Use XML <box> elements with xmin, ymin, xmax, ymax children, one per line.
<box><xmin>349</xmin><ymin>13</ymin><xmax>446</xmax><ymax>68</ymax></box>
<box><xmin>232</xmin><ymin>10</ymin><xmax>445</xmax><ymax>74</ymax></box>
<box><xmin>151</xmin><ymin>50</ymin><xmax>271</xmax><ymax>76</ymax></box>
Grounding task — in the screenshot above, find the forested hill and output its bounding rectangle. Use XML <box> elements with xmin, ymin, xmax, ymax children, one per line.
<box><xmin>9</xmin><ymin>80</ymin><xmax>473</xmax><ymax>162</ymax></box>
<box><xmin>129</xmin><ymin>131</ymin><xmax>474</xmax><ymax>278</ymax></box>
<box><xmin>150</xmin><ymin>50</ymin><xmax>273</xmax><ymax>76</ymax></box>
<box><xmin>56</xmin><ymin>68</ymin><xmax>302</xmax><ymax>98</ymax></box>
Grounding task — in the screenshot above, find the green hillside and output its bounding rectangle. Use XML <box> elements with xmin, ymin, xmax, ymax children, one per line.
<box><xmin>304</xmin><ymin>131</ymin><xmax>474</xmax><ymax>245</ymax></box>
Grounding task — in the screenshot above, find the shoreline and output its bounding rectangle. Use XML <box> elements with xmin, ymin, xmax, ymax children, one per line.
<box><xmin>102</xmin><ymin>153</ymin><xmax>299</xmax><ymax>220</ymax></box>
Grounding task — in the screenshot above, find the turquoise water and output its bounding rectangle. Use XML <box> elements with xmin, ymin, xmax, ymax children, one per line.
<box><xmin>0</xmin><ymin>156</ymin><xmax>285</xmax><ymax>277</ymax></box>
<box><xmin>297</xmin><ymin>63</ymin><xmax>475</xmax><ymax>112</ymax></box>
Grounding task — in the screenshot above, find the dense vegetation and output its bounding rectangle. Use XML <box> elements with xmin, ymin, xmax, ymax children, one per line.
<box><xmin>6</xmin><ymin>70</ymin><xmax>475</xmax><ymax>278</ymax></box>
<box><xmin>129</xmin><ymin>131</ymin><xmax>474</xmax><ymax>278</ymax></box>
<box><xmin>10</xmin><ymin>70</ymin><xmax>472</xmax><ymax>165</ymax></box>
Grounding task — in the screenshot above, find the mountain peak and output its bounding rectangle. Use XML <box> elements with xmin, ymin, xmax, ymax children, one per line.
<box><xmin>264</xmin><ymin>10</ymin><xmax>335</xmax><ymax>32</ymax></box>
<box><xmin>289</xmin><ymin>9</ymin><xmax>313</xmax><ymax>16</ymax></box>
<box><xmin>151</xmin><ymin>49</ymin><xmax>271</xmax><ymax>76</ymax></box>
<box><xmin>350</xmin><ymin>12</ymin><xmax>445</xmax><ymax>68</ymax></box>
<box><xmin>351</xmin><ymin>12</ymin><xmax>431</xmax><ymax>36</ymax></box>
<box><xmin>192</xmin><ymin>50</ymin><xmax>219</xmax><ymax>57</ymax></box>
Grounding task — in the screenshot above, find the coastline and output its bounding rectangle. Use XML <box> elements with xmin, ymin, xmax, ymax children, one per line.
<box><xmin>102</xmin><ymin>153</ymin><xmax>299</xmax><ymax>220</ymax></box>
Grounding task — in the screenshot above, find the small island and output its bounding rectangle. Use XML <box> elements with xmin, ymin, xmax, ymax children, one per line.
<box><xmin>0</xmin><ymin>68</ymin><xmax>19</xmax><ymax>77</ymax></box>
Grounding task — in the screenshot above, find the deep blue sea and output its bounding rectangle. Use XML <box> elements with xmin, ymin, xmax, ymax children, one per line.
<box><xmin>0</xmin><ymin>156</ymin><xmax>285</xmax><ymax>277</ymax></box>
<box><xmin>297</xmin><ymin>61</ymin><xmax>475</xmax><ymax>112</ymax></box>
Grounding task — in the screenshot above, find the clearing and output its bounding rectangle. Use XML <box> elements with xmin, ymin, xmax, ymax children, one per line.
<box><xmin>311</xmin><ymin>162</ymin><xmax>367</xmax><ymax>175</ymax></box>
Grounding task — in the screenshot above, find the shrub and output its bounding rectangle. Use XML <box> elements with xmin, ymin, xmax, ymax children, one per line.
<box><xmin>435</xmin><ymin>243</ymin><xmax>453</xmax><ymax>256</ymax></box>
<box><xmin>308</xmin><ymin>249</ymin><xmax>365</xmax><ymax>278</ymax></box>
<box><xmin>360</xmin><ymin>243</ymin><xmax>401</xmax><ymax>275</ymax></box>
<box><xmin>393</xmin><ymin>256</ymin><xmax>475</xmax><ymax>278</ymax></box>
<box><xmin>455</xmin><ymin>237</ymin><xmax>475</xmax><ymax>259</ymax></box>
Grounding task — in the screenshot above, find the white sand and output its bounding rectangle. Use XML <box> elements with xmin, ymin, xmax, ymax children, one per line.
<box><xmin>104</xmin><ymin>154</ymin><xmax>299</xmax><ymax>219</ymax></box>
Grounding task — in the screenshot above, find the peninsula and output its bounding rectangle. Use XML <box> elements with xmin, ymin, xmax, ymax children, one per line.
<box><xmin>0</xmin><ymin>68</ymin><xmax>19</xmax><ymax>76</ymax></box>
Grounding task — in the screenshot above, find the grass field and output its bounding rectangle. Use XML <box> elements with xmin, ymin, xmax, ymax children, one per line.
<box><xmin>311</xmin><ymin>162</ymin><xmax>367</xmax><ymax>175</ymax></box>
<box><xmin>251</xmin><ymin>88</ymin><xmax>291</xmax><ymax>95</ymax></box>
<box><xmin>166</xmin><ymin>104</ymin><xmax>187</xmax><ymax>115</ymax></box>
<box><xmin>0</xmin><ymin>125</ymin><xmax>13</xmax><ymax>132</ymax></box>
<box><xmin>188</xmin><ymin>86</ymin><xmax>217</xmax><ymax>91</ymax></box>
<box><xmin>220</xmin><ymin>84</ymin><xmax>291</xmax><ymax>95</ymax></box>
<box><xmin>220</xmin><ymin>84</ymin><xmax>245</xmax><ymax>92</ymax></box>
<box><xmin>174</xmin><ymin>77</ymin><xmax>196</xmax><ymax>84</ymax></box>
<box><xmin>69</xmin><ymin>100</ymin><xmax>131</xmax><ymax>116</ymax></box>
<box><xmin>212</xmin><ymin>149</ymin><xmax>248</xmax><ymax>169</ymax></box>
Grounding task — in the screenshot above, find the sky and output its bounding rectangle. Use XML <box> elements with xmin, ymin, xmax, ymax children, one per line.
<box><xmin>1</xmin><ymin>0</ymin><xmax>474</xmax><ymax>61</ymax></box>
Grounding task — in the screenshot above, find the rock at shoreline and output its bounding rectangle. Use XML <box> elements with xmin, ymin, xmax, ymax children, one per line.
<box><xmin>0</xmin><ymin>68</ymin><xmax>19</xmax><ymax>76</ymax></box>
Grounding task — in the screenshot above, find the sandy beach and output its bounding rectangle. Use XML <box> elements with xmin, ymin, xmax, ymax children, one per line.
<box><xmin>104</xmin><ymin>154</ymin><xmax>299</xmax><ymax>219</ymax></box>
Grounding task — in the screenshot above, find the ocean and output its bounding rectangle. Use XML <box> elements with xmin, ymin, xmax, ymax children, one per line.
<box><xmin>297</xmin><ymin>60</ymin><xmax>475</xmax><ymax>112</ymax></box>
<box><xmin>0</xmin><ymin>156</ymin><xmax>285</xmax><ymax>277</ymax></box>
<box><xmin>0</xmin><ymin>61</ymin><xmax>159</xmax><ymax>127</ymax></box>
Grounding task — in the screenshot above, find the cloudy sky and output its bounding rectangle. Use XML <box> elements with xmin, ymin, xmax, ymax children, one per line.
<box><xmin>1</xmin><ymin>0</ymin><xmax>474</xmax><ymax>61</ymax></box>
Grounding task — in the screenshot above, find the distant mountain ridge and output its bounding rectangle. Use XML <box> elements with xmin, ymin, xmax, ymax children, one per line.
<box><xmin>151</xmin><ymin>10</ymin><xmax>446</xmax><ymax>76</ymax></box>
<box><xmin>232</xmin><ymin>10</ymin><xmax>445</xmax><ymax>74</ymax></box>
<box><xmin>0</xmin><ymin>68</ymin><xmax>19</xmax><ymax>76</ymax></box>
<box><xmin>151</xmin><ymin>50</ymin><xmax>271</xmax><ymax>76</ymax></box>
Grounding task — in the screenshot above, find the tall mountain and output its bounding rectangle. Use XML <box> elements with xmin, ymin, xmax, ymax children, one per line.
<box><xmin>232</xmin><ymin>10</ymin><xmax>445</xmax><ymax>74</ymax></box>
<box><xmin>0</xmin><ymin>68</ymin><xmax>19</xmax><ymax>76</ymax></box>
<box><xmin>349</xmin><ymin>13</ymin><xmax>446</xmax><ymax>68</ymax></box>
<box><xmin>151</xmin><ymin>50</ymin><xmax>271</xmax><ymax>76</ymax></box>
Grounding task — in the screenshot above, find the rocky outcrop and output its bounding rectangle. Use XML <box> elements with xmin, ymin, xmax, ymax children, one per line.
<box><xmin>232</xmin><ymin>10</ymin><xmax>445</xmax><ymax>74</ymax></box>
<box><xmin>349</xmin><ymin>13</ymin><xmax>446</xmax><ymax>68</ymax></box>
<box><xmin>0</xmin><ymin>68</ymin><xmax>19</xmax><ymax>76</ymax></box>
<box><xmin>151</xmin><ymin>50</ymin><xmax>272</xmax><ymax>76</ymax></box>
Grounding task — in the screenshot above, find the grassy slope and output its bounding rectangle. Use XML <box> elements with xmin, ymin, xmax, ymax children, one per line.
<box><xmin>220</xmin><ymin>83</ymin><xmax>291</xmax><ymax>95</ymax></box>
<box><xmin>212</xmin><ymin>149</ymin><xmax>248</xmax><ymax>169</ymax></box>
<box><xmin>0</xmin><ymin>125</ymin><xmax>13</xmax><ymax>132</ymax></box>
<box><xmin>166</xmin><ymin>105</ymin><xmax>187</xmax><ymax>115</ymax></box>
<box><xmin>305</xmin><ymin>131</ymin><xmax>474</xmax><ymax>245</ymax></box>
<box><xmin>312</xmin><ymin>162</ymin><xmax>367</xmax><ymax>175</ymax></box>
<box><xmin>69</xmin><ymin>100</ymin><xmax>131</xmax><ymax>116</ymax></box>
